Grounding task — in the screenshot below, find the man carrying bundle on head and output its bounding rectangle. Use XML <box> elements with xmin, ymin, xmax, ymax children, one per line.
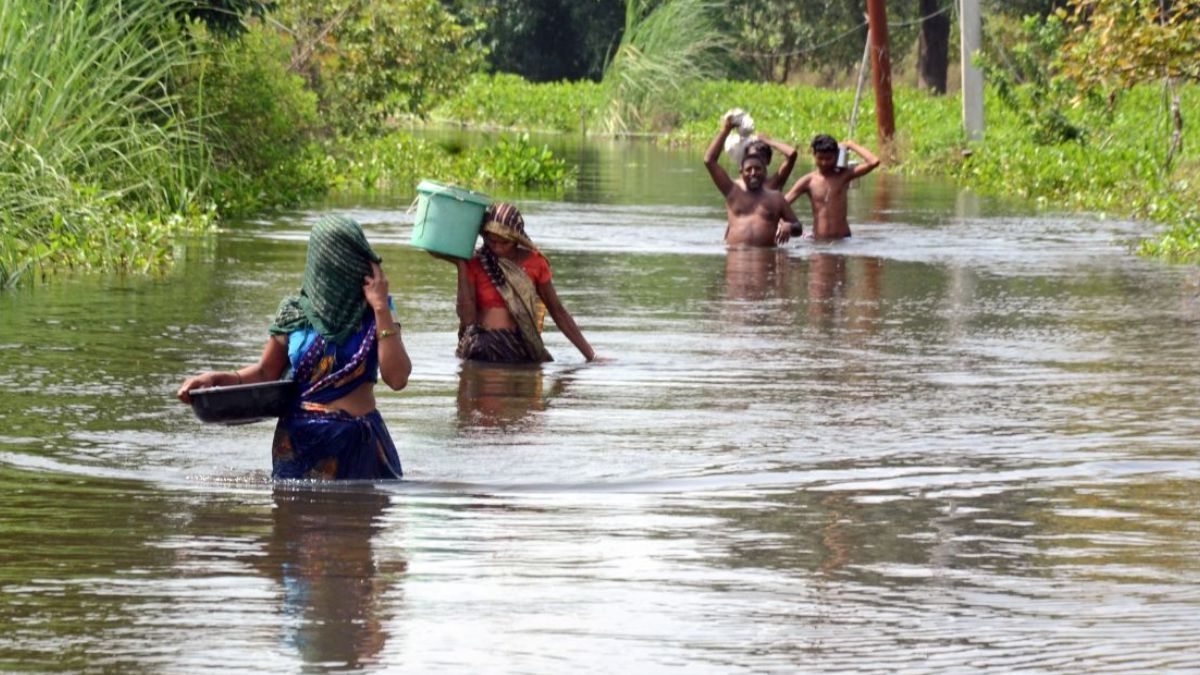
<box><xmin>704</xmin><ymin>112</ymin><xmax>803</xmax><ymax>247</ymax></box>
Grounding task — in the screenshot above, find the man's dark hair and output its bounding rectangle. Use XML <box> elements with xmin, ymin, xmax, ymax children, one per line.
<box><xmin>742</xmin><ymin>140</ymin><xmax>772</xmax><ymax>166</ymax></box>
<box><xmin>811</xmin><ymin>134</ymin><xmax>839</xmax><ymax>154</ymax></box>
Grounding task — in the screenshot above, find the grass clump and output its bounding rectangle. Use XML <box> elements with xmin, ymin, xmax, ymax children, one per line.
<box><xmin>601</xmin><ymin>0</ymin><xmax>732</xmax><ymax>134</ymax></box>
<box><xmin>0</xmin><ymin>0</ymin><xmax>213</xmax><ymax>288</ymax></box>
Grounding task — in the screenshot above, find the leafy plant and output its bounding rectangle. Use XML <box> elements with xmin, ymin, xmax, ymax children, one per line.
<box><xmin>479</xmin><ymin>135</ymin><xmax>576</xmax><ymax>187</ymax></box>
<box><xmin>977</xmin><ymin>13</ymin><xmax>1089</xmax><ymax>144</ymax></box>
<box><xmin>277</xmin><ymin>0</ymin><xmax>485</xmax><ymax>132</ymax></box>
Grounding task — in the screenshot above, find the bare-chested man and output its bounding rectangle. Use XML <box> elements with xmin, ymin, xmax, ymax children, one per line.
<box><xmin>704</xmin><ymin>117</ymin><xmax>801</xmax><ymax>247</ymax></box>
<box><xmin>784</xmin><ymin>134</ymin><xmax>880</xmax><ymax>239</ymax></box>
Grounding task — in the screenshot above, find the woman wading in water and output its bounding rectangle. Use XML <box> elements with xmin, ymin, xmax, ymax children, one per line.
<box><xmin>435</xmin><ymin>203</ymin><xmax>598</xmax><ymax>363</ymax></box>
<box><xmin>177</xmin><ymin>215</ymin><xmax>412</xmax><ymax>480</ymax></box>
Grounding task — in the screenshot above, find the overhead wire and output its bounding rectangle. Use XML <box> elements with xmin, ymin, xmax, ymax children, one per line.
<box><xmin>734</xmin><ymin>2</ymin><xmax>956</xmax><ymax>60</ymax></box>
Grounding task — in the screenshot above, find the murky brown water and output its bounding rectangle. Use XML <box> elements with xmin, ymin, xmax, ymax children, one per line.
<box><xmin>2</xmin><ymin>137</ymin><xmax>1199</xmax><ymax>672</ymax></box>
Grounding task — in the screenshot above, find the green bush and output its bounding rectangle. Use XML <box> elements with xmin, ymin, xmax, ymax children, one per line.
<box><xmin>179</xmin><ymin>22</ymin><xmax>328</xmax><ymax>215</ymax></box>
<box><xmin>479</xmin><ymin>135</ymin><xmax>576</xmax><ymax>187</ymax></box>
<box><xmin>278</xmin><ymin>0</ymin><xmax>485</xmax><ymax>133</ymax></box>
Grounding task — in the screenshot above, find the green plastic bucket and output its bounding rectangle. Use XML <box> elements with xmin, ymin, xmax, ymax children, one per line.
<box><xmin>410</xmin><ymin>180</ymin><xmax>492</xmax><ymax>259</ymax></box>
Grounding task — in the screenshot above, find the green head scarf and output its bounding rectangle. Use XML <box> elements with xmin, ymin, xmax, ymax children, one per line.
<box><xmin>269</xmin><ymin>215</ymin><xmax>382</xmax><ymax>344</ymax></box>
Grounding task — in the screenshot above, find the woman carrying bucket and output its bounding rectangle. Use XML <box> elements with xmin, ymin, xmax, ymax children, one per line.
<box><xmin>177</xmin><ymin>215</ymin><xmax>412</xmax><ymax>480</ymax></box>
<box><xmin>434</xmin><ymin>203</ymin><xmax>598</xmax><ymax>363</ymax></box>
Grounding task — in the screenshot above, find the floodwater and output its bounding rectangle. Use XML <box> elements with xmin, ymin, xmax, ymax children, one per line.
<box><xmin>2</xmin><ymin>135</ymin><xmax>1199</xmax><ymax>673</ymax></box>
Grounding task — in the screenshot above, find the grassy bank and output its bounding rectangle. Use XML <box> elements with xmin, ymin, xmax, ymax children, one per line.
<box><xmin>432</xmin><ymin>74</ymin><xmax>1200</xmax><ymax>261</ymax></box>
<box><xmin>325</xmin><ymin>132</ymin><xmax>575</xmax><ymax>194</ymax></box>
<box><xmin>0</xmin><ymin>0</ymin><xmax>215</xmax><ymax>288</ymax></box>
<box><xmin>0</xmin><ymin>8</ymin><xmax>576</xmax><ymax>290</ymax></box>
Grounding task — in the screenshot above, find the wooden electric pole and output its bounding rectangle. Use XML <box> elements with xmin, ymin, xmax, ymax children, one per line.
<box><xmin>866</xmin><ymin>0</ymin><xmax>895</xmax><ymax>150</ymax></box>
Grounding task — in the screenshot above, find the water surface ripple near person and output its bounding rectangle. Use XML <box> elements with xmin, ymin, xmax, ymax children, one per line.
<box><xmin>1</xmin><ymin>163</ymin><xmax>1198</xmax><ymax>672</ymax></box>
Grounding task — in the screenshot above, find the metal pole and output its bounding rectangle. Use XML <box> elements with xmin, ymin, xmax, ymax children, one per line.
<box><xmin>866</xmin><ymin>0</ymin><xmax>896</xmax><ymax>148</ymax></box>
<box><xmin>848</xmin><ymin>27</ymin><xmax>871</xmax><ymax>140</ymax></box>
<box><xmin>960</xmin><ymin>0</ymin><xmax>985</xmax><ymax>140</ymax></box>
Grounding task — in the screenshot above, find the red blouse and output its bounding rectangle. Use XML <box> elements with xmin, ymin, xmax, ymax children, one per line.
<box><xmin>467</xmin><ymin>251</ymin><xmax>552</xmax><ymax>310</ymax></box>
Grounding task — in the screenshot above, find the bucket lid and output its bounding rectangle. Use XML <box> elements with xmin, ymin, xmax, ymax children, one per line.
<box><xmin>416</xmin><ymin>180</ymin><xmax>492</xmax><ymax>207</ymax></box>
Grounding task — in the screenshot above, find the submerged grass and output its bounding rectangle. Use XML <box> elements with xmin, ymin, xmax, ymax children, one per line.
<box><xmin>0</xmin><ymin>0</ymin><xmax>213</xmax><ymax>288</ymax></box>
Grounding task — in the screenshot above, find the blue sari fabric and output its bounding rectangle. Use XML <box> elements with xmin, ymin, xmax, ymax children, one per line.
<box><xmin>271</xmin><ymin>312</ymin><xmax>403</xmax><ymax>480</ymax></box>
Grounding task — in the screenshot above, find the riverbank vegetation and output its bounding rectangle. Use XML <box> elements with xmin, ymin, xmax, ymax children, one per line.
<box><xmin>432</xmin><ymin>1</ymin><xmax>1200</xmax><ymax>261</ymax></box>
<box><xmin>3</xmin><ymin>0</ymin><xmax>1198</xmax><ymax>289</ymax></box>
<box><xmin>0</xmin><ymin>1</ymin><xmax>213</xmax><ymax>288</ymax></box>
<box><xmin>0</xmin><ymin>0</ymin><xmax>569</xmax><ymax>288</ymax></box>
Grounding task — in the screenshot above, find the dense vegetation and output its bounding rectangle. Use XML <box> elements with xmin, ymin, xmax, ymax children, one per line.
<box><xmin>0</xmin><ymin>0</ymin><xmax>570</xmax><ymax>288</ymax></box>
<box><xmin>0</xmin><ymin>0</ymin><xmax>214</xmax><ymax>288</ymax></box>
<box><xmin>432</xmin><ymin>1</ymin><xmax>1200</xmax><ymax>261</ymax></box>
<box><xmin>2</xmin><ymin>0</ymin><xmax>1197</xmax><ymax>289</ymax></box>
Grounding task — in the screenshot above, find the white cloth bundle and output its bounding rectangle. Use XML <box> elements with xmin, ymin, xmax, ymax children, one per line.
<box><xmin>722</xmin><ymin>108</ymin><xmax>758</xmax><ymax>167</ymax></box>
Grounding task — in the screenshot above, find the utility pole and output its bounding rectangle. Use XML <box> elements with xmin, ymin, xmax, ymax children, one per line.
<box><xmin>865</xmin><ymin>0</ymin><xmax>895</xmax><ymax>150</ymax></box>
<box><xmin>960</xmin><ymin>0</ymin><xmax>984</xmax><ymax>140</ymax></box>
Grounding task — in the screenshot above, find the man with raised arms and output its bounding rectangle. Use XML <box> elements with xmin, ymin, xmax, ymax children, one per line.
<box><xmin>784</xmin><ymin>134</ymin><xmax>880</xmax><ymax>239</ymax></box>
<box><xmin>704</xmin><ymin>115</ymin><xmax>802</xmax><ymax>247</ymax></box>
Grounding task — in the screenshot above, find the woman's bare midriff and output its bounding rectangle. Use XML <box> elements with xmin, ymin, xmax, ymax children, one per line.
<box><xmin>314</xmin><ymin>381</ymin><xmax>377</xmax><ymax>417</ymax></box>
<box><xmin>478</xmin><ymin>306</ymin><xmax>517</xmax><ymax>331</ymax></box>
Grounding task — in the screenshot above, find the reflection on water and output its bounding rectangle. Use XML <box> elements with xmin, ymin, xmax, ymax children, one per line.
<box><xmin>2</xmin><ymin>139</ymin><xmax>1200</xmax><ymax>672</ymax></box>
<box><xmin>806</xmin><ymin>253</ymin><xmax>882</xmax><ymax>336</ymax></box>
<box><xmin>254</xmin><ymin>487</ymin><xmax>403</xmax><ymax>672</ymax></box>
<box><xmin>456</xmin><ymin>361</ymin><xmax>551</xmax><ymax>430</ymax></box>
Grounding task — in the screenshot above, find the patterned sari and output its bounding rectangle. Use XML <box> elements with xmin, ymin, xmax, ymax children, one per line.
<box><xmin>271</xmin><ymin>313</ymin><xmax>403</xmax><ymax>481</ymax></box>
<box><xmin>456</xmin><ymin>256</ymin><xmax>552</xmax><ymax>364</ymax></box>
<box><xmin>456</xmin><ymin>202</ymin><xmax>553</xmax><ymax>364</ymax></box>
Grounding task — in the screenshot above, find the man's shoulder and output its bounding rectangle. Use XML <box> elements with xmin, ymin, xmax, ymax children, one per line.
<box><xmin>792</xmin><ymin>171</ymin><xmax>818</xmax><ymax>188</ymax></box>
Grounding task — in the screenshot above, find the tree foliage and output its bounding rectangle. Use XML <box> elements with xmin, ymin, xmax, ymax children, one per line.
<box><xmin>452</xmin><ymin>0</ymin><xmax>626</xmax><ymax>82</ymax></box>
<box><xmin>1058</xmin><ymin>0</ymin><xmax>1200</xmax><ymax>167</ymax></box>
<box><xmin>178</xmin><ymin>0</ymin><xmax>274</xmax><ymax>36</ymax></box>
<box><xmin>982</xmin><ymin>0</ymin><xmax>1070</xmax><ymax>19</ymax></box>
<box><xmin>977</xmin><ymin>13</ymin><xmax>1089</xmax><ymax>144</ymax></box>
<box><xmin>277</xmin><ymin>0</ymin><xmax>484</xmax><ymax>131</ymax></box>
<box><xmin>1057</xmin><ymin>0</ymin><xmax>1200</xmax><ymax>88</ymax></box>
<box><xmin>722</xmin><ymin>0</ymin><xmax>927</xmax><ymax>82</ymax></box>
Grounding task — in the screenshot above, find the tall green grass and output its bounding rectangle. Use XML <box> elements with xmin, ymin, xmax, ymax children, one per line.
<box><xmin>0</xmin><ymin>0</ymin><xmax>212</xmax><ymax>287</ymax></box>
<box><xmin>601</xmin><ymin>0</ymin><xmax>731</xmax><ymax>134</ymax></box>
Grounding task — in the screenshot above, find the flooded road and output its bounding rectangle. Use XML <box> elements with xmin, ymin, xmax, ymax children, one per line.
<box><xmin>1</xmin><ymin>137</ymin><xmax>1199</xmax><ymax>672</ymax></box>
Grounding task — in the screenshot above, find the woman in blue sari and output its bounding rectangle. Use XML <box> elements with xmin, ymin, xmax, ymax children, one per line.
<box><xmin>177</xmin><ymin>215</ymin><xmax>412</xmax><ymax>480</ymax></box>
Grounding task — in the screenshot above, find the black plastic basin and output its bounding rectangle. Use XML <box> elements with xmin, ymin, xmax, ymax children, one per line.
<box><xmin>189</xmin><ymin>380</ymin><xmax>298</xmax><ymax>425</ymax></box>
